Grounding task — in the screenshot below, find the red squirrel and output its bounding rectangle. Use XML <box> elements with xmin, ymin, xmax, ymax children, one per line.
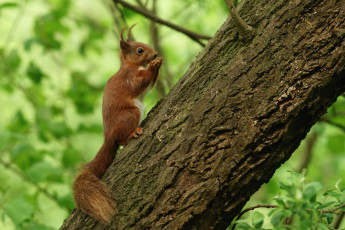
<box><xmin>73</xmin><ymin>24</ymin><xmax>163</xmax><ymax>223</ymax></box>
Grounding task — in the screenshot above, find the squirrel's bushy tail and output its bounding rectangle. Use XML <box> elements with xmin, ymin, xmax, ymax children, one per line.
<box><xmin>73</xmin><ymin>142</ymin><xmax>118</xmax><ymax>223</ymax></box>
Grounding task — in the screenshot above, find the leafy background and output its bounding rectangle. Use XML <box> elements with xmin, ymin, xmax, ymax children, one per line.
<box><xmin>0</xmin><ymin>0</ymin><xmax>344</xmax><ymax>229</ymax></box>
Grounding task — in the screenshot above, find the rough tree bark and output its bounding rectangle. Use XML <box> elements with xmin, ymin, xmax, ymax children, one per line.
<box><xmin>60</xmin><ymin>0</ymin><xmax>345</xmax><ymax>229</ymax></box>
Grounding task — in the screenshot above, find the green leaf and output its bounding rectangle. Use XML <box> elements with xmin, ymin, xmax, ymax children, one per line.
<box><xmin>0</xmin><ymin>131</ymin><xmax>11</xmax><ymax>149</ymax></box>
<box><xmin>268</xmin><ymin>208</ymin><xmax>278</xmax><ymax>217</ymax></box>
<box><xmin>0</xmin><ymin>2</ymin><xmax>18</xmax><ymax>9</ymax></box>
<box><xmin>4</xmin><ymin>49</ymin><xmax>21</xmax><ymax>70</ymax></box>
<box><xmin>300</xmin><ymin>168</ymin><xmax>307</xmax><ymax>176</ymax></box>
<box><xmin>316</xmin><ymin>201</ymin><xmax>336</xmax><ymax>210</ymax></box>
<box><xmin>327</xmin><ymin>134</ymin><xmax>345</xmax><ymax>154</ymax></box>
<box><xmin>36</xmin><ymin>106</ymin><xmax>51</xmax><ymax>122</ymax></box>
<box><xmin>67</xmin><ymin>72</ymin><xmax>101</xmax><ymax>114</ymax></box>
<box><xmin>303</xmin><ymin>182</ymin><xmax>323</xmax><ymax>201</ymax></box>
<box><xmin>38</xmin><ymin>127</ymin><xmax>49</xmax><ymax>142</ymax></box>
<box><xmin>4</xmin><ymin>197</ymin><xmax>34</xmax><ymax>225</ymax></box>
<box><xmin>340</xmin><ymin>186</ymin><xmax>345</xmax><ymax>192</ymax></box>
<box><xmin>6</xmin><ymin>110</ymin><xmax>30</xmax><ymax>133</ymax></box>
<box><xmin>62</xmin><ymin>148</ymin><xmax>82</xmax><ymax>168</ymax></box>
<box><xmin>251</xmin><ymin>211</ymin><xmax>264</xmax><ymax>229</ymax></box>
<box><xmin>323</xmin><ymin>188</ymin><xmax>336</xmax><ymax>196</ymax></box>
<box><xmin>24</xmin><ymin>38</ymin><xmax>40</xmax><ymax>51</ymax></box>
<box><xmin>322</xmin><ymin>212</ymin><xmax>334</xmax><ymax>225</ymax></box>
<box><xmin>279</xmin><ymin>182</ymin><xmax>292</xmax><ymax>193</ymax></box>
<box><xmin>316</xmin><ymin>223</ymin><xmax>329</xmax><ymax>230</ymax></box>
<box><xmin>273</xmin><ymin>227</ymin><xmax>286</xmax><ymax>230</ymax></box>
<box><xmin>34</xmin><ymin>12</ymin><xmax>69</xmax><ymax>49</ymax></box>
<box><xmin>271</xmin><ymin>210</ymin><xmax>284</xmax><ymax>227</ymax></box>
<box><xmin>48</xmin><ymin>121</ymin><xmax>72</xmax><ymax>139</ymax></box>
<box><xmin>26</xmin><ymin>161</ymin><xmax>62</xmax><ymax>183</ymax></box>
<box><xmin>285</xmin><ymin>197</ymin><xmax>296</xmax><ymax>208</ymax></box>
<box><xmin>235</xmin><ymin>222</ymin><xmax>252</xmax><ymax>230</ymax></box>
<box><xmin>49</xmin><ymin>0</ymin><xmax>71</xmax><ymax>17</ymax></box>
<box><xmin>57</xmin><ymin>194</ymin><xmax>75</xmax><ymax>210</ymax></box>
<box><xmin>281</xmin><ymin>209</ymin><xmax>293</xmax><ymax>218</ymax></box>
<box><xmin>35</xmin><ymin>107</ymin><xmax>52</xmax><ymax>142</ymax></box>
<box><xmin>78</xmin><ymin>123</ymin><xmax>103</xmax><ymax>133</ymax></box>
<box><xmin>327</xmin><ymin>191</ymin><xmax>345</xmax><ymax>201</ymax></box>
<box><xmin>274</xmin><ymin>197</ymin><xmax>286</xmax><ymax>208</ymax></box>
<box><xmin>122</xmin><ymin>7</ymin><xmax>137</xmax><ymax>19</ymax></box>
<box><xmin>11</xmin><ymin>143</ymin><xmax>42</xmax><ymax>170</ymax></box>
<box><xmin>0</xmin><ymin>2</ymin><xmax>17</xmax><ymax>16</ymax></box>
<box><xmin>51</xmin><ymin>105</ymin><xmax>63</xmax><ymax>116</ymax></box>
<box><xmin>26</xmin><ymin>62</ymin><xmax>45</xmax><ymax>84</ymax></box>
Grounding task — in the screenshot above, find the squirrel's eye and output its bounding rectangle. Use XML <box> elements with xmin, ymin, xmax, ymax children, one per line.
<box><xmin>137</xmin><ymin>48</ymin><xmax>144</xmax><ymax>54</ymax></box>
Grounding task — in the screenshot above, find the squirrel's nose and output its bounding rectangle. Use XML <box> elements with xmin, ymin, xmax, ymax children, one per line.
<box><xmin>153</xmin><ymin>53</ymin><xmax>158</xmax><ymax>59</ymax></box>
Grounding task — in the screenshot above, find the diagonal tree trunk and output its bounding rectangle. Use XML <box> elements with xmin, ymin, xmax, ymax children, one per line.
<box><xmin>60</xmin><ymin>0</ymin><xmax>345</xmax><ymax>229</ymax></box>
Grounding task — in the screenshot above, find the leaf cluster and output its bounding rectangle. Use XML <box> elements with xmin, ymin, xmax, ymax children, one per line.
<box><xmin>233</xmin><ymin>170</ymin><xmax>345</xmax><ymax>230</ymax></box>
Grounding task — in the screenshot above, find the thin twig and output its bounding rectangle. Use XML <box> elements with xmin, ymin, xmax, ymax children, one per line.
<box><xmin>3</xmin><ymin>66</ymin><xmax>39</xmax><ymax>107</ymax></box>
<box><xmin>3</xmin><ymin>0</ymin><xmax>26</xmax><ymax>49</ymax></box>
<box><xmin>233</xmin><ymin>0</ymin><xmax>238</xmax><ymax>8</ymax></box>
<box><xmin>223</xmin><ymin>0</ymin><xmax>254</xmax><ymax>39</ymax></box>
<box><xmin>334</xmin><ymin>211</ymin><xmax>345</xmax><ymax>229</ymax></box>
<box><xmin>334</xmin><ymin>111</ymin><xmax>345</xmax><ymax>117</ymax></box>
<box><xmin>149</xmin><ymin>5</ymin><xmax>166</xmax><ymax>97</ymax></box>
<box><xmin>298</xmin><ymin>132</ymin><xmax>317</xmax><ymax>173</ymax></box>
<box><xmin>149</xmin><ymin>0</ymin><xmax>172</xmax><ymax>96</ymax></box>
<box><xmin>320</xmin><ymin>116</ymin><xmax>345</xmax><ymax>133</ymax></box>
<box><xmin>112</xmin><ymin>0</ymin><xmax>211</xmax><ymax>46</ymax></box>
<box><xmin>135</xmin><ymin>0</ymin><xmax>145</xmax><ymax>8</ymax></box>
<box><xmin>231</xmin><ymin>205</ymin><xmax>277</xmax><ymax>230</ymax></box>
<box><xmin>323</xmin><ymin>204</ymin><xmax>345</xmax><ymax>213</ymax></box>
<box><xmin>106</xmin><ymin>0</ymin><xmax>124</xmax><ymax>38</ymax></box>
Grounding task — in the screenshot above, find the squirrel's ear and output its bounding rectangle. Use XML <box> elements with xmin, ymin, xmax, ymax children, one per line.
<box><xmin>120</xmin><ymin>40</ymin><xmax>130</xmax><ymax>53</ymax></box>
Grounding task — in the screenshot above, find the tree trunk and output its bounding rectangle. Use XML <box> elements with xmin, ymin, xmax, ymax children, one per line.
<box><xmin>60</xmin><ymin>0</ymin><xmax>345</xmax><ymax>229</ymax></box>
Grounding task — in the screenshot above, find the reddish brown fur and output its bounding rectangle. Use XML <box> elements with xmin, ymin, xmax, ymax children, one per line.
<box><xmin>73</xmin><ymin>25</ymin><xmax>163</xmax><ymax>223</ymax></box>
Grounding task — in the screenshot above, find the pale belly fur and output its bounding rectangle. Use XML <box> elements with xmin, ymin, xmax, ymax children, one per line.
<box><xmin>133</xmin><ymin>65</ymin><xmax>151</xmax><ymax>125</ymax></box>
<box><xmin>133</xmin><ymin>98</ymin><xmax>144</xmax><ymax>124</ymax></box>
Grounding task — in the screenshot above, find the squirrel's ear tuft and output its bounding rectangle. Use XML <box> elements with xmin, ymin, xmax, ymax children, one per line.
<box><xmin>120</xmin><ymin>40</ymin><xmax>130</xmax><ymax>53</ymax></box>
<box><xmin>120</xmin><ymin>26</ymin><xmax>127</xmax><ymax>42</ymax></box>
<box><xmin>126</xmin><ymin>24</ymin><xmax>137</xmax><ymax>42</ymax></box>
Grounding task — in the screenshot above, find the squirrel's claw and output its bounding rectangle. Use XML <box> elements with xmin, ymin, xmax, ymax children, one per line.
<box><xmin>131</xmin><ymin>127</ymin><xmax>143</xmax><ymax>138</ymax></box>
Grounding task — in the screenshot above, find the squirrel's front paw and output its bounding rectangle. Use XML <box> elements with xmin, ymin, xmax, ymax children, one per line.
<box><xmin>149</xmin><ymin>57</ymin><xmax>163</xmax><ymax>69</ymax></box>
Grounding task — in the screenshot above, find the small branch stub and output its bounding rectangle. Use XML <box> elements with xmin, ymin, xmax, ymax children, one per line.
<box><xmin>224</xmin><ymin>0</ymin><xmax>255</xmax><ymax>40</ymax></box>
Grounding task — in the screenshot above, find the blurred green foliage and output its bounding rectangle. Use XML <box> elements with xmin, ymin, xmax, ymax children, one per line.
<box><xmin>232</xmin><ymin>170</ymin><xmax>345</xmax><ymax>229</ymax></box>
<box><xmin>0</xmin><ymin>0</ymin><xmax>344</xmax><ymax>229</ymax></box>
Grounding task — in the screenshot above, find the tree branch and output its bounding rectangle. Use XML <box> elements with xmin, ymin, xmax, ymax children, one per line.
<box><xmin>112</xmin><ymin>0</ymin><xmax>211</xmax><ymax>46</ymax></box>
